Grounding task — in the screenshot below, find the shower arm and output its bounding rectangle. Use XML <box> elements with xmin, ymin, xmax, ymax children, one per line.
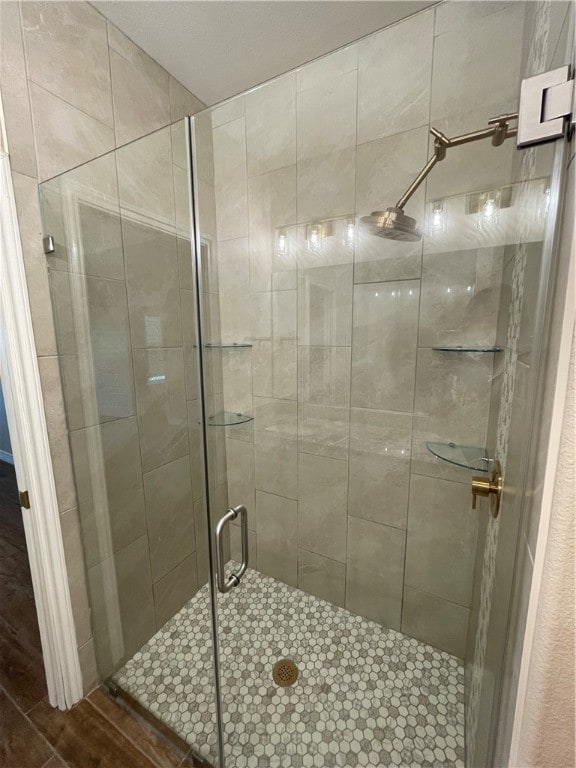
<box><xmin>395</xmin><ymin>113</ymin><xmax>519</xmax><ymax>210</ymax></box>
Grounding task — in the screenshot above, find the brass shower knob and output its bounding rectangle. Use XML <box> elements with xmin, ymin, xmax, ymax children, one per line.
<box><xmin>471</xmin><ymin>459</ymin><xmax>503</xmax><ymax>518</ymax></box>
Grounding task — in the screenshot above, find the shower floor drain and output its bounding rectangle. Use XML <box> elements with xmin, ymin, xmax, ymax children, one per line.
<box><xmin>272</xmin><ymin>659</ymin><xmax>299</xmax><ymax>687</ymax></box>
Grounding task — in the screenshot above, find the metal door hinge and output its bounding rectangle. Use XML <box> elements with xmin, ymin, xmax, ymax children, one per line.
<box><xmin>19</xmin><ymin>490</ymin><xmax>30</xmax><ymax>509</ymax></box>
<box><xmin>42</xmin><ymin>235</ymin><xmax>55</xmax><ymax>255</ymax></box>
<box><xmin>517</xmin><ymin>65</ymin><xmax>575</xmax><ymax>147</ymax></box>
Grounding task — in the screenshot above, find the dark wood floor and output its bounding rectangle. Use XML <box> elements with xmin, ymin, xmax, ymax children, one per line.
<box><xmin>0</xmin><ymin>461</ymin><xmax>199</xmax><ymax>768</ymax></box>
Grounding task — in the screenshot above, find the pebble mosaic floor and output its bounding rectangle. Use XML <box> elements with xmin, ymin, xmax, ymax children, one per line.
<box><xmin>113</xmin><ymin>564</ymin><xmax>465</xmax><ymax>767</ymax></box>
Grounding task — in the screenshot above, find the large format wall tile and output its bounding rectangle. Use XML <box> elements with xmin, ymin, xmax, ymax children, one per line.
<box><xmin>298</xmin><ymin>265</ymin><xmax>353</xmax><ymax>347</ymax></box>
<box><xmin>296</xmin><ymin>43</ymin><xmax>358</xmax><ymax>94</ymax></box>
<box><xmin>153</xmin><ymin>553</ymin><xmax>199</xmax><ymax>630</ymax></box>
<box><xmin>21</xmin><ymin>1</ymin><xmax>113</xmax><ymax>127</ymax></box>
<box><xmin>133</xmin><ymin>348</ymin><xmax>188</xmax><ymax>473</ymax></box>
<box><xmin>411</xmin><ymin>347</ymin><xmax>493</xmax><ymax>481</ymax></box>
<box><xmin>298</xmin><ymin>453</ymin><xmax>348</xmax><ymax>563</ymax></box>
<box><xmin>0</xmin><ymin>1</ymin><xmax>37</xmax><ymax>177</ymax></box>
<box><xmin>405</xmin><ymin>475</ymin><xmax>478</xmax><ymax>607</ymax></box>
<box><xmin>213</xmin><ymin>118</ymin><xmax>248</xmax><ymax>240</ymax></box>
<box><xmin>419</xmin><ymin>247</ymin><xmax>503</xmax><ymax>348</ymax></box>
<box><xmin>401</xmin><ymin>586</ymin><xmax>469</xmax><ymax>658</ymax></box>
<box><xmin>70</xmin><ymin>417</ymin><xmax>146</xmax><ymax>569</ymax></box>
<box><xmin>87</xmin><ymin>535</ymin><xmax>155</xmax><ymax>676</ymax></box>
<box><xmin>297</xmin><ymin>146</ymin><xmax>356</xmax><ymax>222</ymax></box>
<box><xmin>29</xmin><ymin>83</ymin><xmax>114</xmax><ymax>182</ymax></box>
<box><xmin>297</xmin><ymin>346</ymin><xmax>351</xmax><ymax>407</ymax></box>
<box><xmin>297</xmin><ymin>69</ymin><xmax>357</xmax><ymax>160</ymax></box>
<box><xmin>348</xmin><ymin>408</ymin><xmax>412</xmax><ymax>530</ymax></box>
<box><xmin>346</xmin><ymin>516</ymin><xmax>405</xmax><ymax>629</ymax></box>
<box><xmin>354</xmin><ymin>128</ymin><xmax>428</xmax><ymax>283</ymax></box>
<box><xmin>60</xmin><ymin>507</ymin><xmax>93</xmax><ymax>649</ymax></box>
<box><xmin>256</xmin><ymin>491</ymin><xmax>298</xmax><ymax>587</ymax></box>
<box><xmin>357</xmin><ymin>9</ymin><xmax>434</xmax><ymax>144</ymax></box>
<box><xmin>143</xmin><ymin>456</ymin><xmax>196</xmax><ymax>583</ymax></box>
<box><xmin>108</xmin><ymin>25</ymin><xmax>171</xmax><ymax>146</ymax></box>
<box><xmin>225</xmin><ymin>438</ymin><xmax>256</xmax><ymax>529</ymax></box>
<box><xmin>351</xmin><ymin>280</ymin><xmax>420</xmax><ymax>411</ymax></box>
<box><xmin>298</xmin><ymin>403</ymin><xmax>349</xmax><ymax>461</ymax></box>
<box><xmin>123</xmin><ymin>220</ymin><xmax>182</xmax><ymax>349</ymax></box>
<box><xmin>246</xmin><ymin>74</ymin><xmax>296</xmax><ymax>176</ymax></box>
<box><xmin>298</xmin><ymin>549</ymin><xmax>345</xmax><ymax>608</ymax></box>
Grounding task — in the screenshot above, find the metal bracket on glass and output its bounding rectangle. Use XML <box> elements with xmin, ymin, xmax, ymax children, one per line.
<box><xmin>517</xmin><ymin>65</ymin><xmax>575</xmax><ymax>147</ymax></box>
<box><xmin>215</xmin><ymin>504</ymin><xmax>249</xmax><ymax>593</ymax></box>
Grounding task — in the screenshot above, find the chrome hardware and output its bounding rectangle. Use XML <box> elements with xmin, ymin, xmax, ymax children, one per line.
<box><xmin>517</xmin><ymin>65</ymin><xmax>575</xmax><ymax>147</ymax></box>
<box><xmin>471</xmin><ymin>459</ymin><xmax>503</xmax><ymax>519</ymax></box>
<box><xmin>19</xmin><ymin>490</ymin><xmax>30</xmax><ymax>509</ymax></box>
<box><xmin>215</xmin><ymin>504</ymin><xmax>249</xmax><ymax>593</ymax></box>
<box><xmin>42</xmin><ymin>235</ymin><xmax>55</xmax><ymax>255</ymax></box>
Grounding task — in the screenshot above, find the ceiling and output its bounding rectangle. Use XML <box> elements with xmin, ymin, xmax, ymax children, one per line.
<box><xmin>91</xmin><ymin>1</ymin><xmax>435</xmax><ymax>106</ymax></box>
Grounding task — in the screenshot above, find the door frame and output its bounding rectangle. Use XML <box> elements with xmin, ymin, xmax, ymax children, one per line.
<box><xmin>0</xmin><ymin>103</ymin><xmax>83</xmax><ymax>709</ymax></box>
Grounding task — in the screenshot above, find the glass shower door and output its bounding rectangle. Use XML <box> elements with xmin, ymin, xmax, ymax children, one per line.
<box><xmin>190</xmin><ymin>2</ymin><xmax>570</xmax><ymax>767</ymax></box>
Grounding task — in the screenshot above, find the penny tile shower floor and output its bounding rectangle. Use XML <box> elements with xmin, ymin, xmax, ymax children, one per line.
<box><xmin>113</xmin><ymin>564</ymin><xmax>465</xmax><ymax>767</ymax></box>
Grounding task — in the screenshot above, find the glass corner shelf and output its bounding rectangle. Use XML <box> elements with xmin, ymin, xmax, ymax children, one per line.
<box><xmin>208</xmin><ymin>411</ymin><xmax>254</xmax><ymax>427</ymax></box>
<box><xmin>205</xmin><ymin>342</ymin><xmax>253</xmax><ymax>349</ymax></box>
<box><xmin>426</xmin><ymin>441</ymin><xmax>491</xmax><ymax>472</ymax></box>
<box><xmin>432</xmin><ymin>345</ymin><xmax>503</xmax><ymax>353</ymax></box>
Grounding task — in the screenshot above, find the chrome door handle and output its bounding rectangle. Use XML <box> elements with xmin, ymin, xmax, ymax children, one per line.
<box><xmin>215</xmin><ymin>504</ymin><xmax>249</xmax><ymax>593</ymax></box>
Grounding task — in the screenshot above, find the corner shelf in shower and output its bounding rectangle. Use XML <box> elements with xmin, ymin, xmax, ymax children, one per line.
<box><xmin>426</xmin><ymin>441</ymin><xmax>491</xmax><ymax>472</ymax></box>
<box><xmin>432</xmin><ymin>346</ymin><xmax>503</xmax><ymax>353</ymax></box>
<box><xmin>208</xmin><ymin>411</ymin><xmax>254</xmax><ymax>427</ymax></box>
<box><xmin>205</xmin><ymin>342</ymin><xmax>253</xmax><ymax>349</ymax></box>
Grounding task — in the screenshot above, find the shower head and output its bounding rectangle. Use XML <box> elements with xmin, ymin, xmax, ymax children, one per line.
<box><xmin>361</xmin><ymin>207</ymin><xmax>422</xmax><ymax>242</ymax></box>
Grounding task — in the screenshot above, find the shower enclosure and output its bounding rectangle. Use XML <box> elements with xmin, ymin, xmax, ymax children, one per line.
<box><xmin>38</xmin><ymin>2</ymin><xmax>572</xmax><ymax>766</ymax></box>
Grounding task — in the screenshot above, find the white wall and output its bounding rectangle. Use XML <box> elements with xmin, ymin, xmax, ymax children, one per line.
<box><xmin>0</xmin><ymin>378</ymin><xmax>13</xmax><ymax>461</ymax></box>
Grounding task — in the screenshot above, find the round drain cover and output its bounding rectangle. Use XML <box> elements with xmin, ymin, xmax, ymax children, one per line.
<box><xmin>272</xmin><ymin>659</ymin><xmax>299</xmax><ymax>687</ymax></box>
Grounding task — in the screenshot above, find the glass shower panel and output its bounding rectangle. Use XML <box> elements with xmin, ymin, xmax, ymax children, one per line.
<box><xmin>191</xmin><ymin>2</ymin><xmax>568</xmax><ymax>767</ymax></box>
<box><xmin>39</xmin><ymin>121</ymin><xmax>220</xmax><ymax>766</ymax></box>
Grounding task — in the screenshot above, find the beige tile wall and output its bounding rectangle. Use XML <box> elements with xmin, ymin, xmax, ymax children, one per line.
<box><xmin>203</xmin><ymin>1</ymin><xmax>541</xmax><ymax>658</ymax></box>
<box><xmin>0</xmin><ymin>0</ymin><xmax>204</xmax><ymax>691</ymax></box>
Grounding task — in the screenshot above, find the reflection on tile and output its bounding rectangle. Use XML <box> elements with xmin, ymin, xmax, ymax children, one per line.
<box><xmin>402</xmin><ymin>586</ymin><xmax>469</xmax><ymax>658</ymax></box>
<box><xmin>298</xmin><ymin>346</ymin><xmax>351</xmax><ymax>407</ymax></box>
<box><xmin>297</xmin><ymin>549</ymin><xmax>346</xmax><ymax>608</ymax></box>
<box><xmin>256</xmin><ymin>491</ymin><xmax>297</xmax><ymax>587</ymax></box>
<box><xmin>357</xmin><ymin>10</ymin><xmax>433</xmax><ymax>143</ymax></box>
<box><xmin>87</xmin><ymin>535</ymin><xmax>155</xmax><ymax>677</ymax></box>
<box><xmin>412</xmin><ymin>348</ymin><xmax>493</xmax><ymax>481</ymax></box>
<box><xmin>297</xmin><ymin>70</ymin><xmax>357</xmax><ymax>160</ymax></box>
<box><xmin>346</xmin><ymin>516</ymin><xmax>405</xmax><ymax>629</ymax></box>
<box><xmin>348</xmin><ymin>408</ymin><xmax>412</xmax><ymax>530</ymax></box>
<box><xmin>273</xmin><ymin>339</ymin><xmax>297</xmax><ymax>400</ymax></box>
<box><xmin>133</xmin><ymin>348</ymin><xmax>188</xmax><ymax>473</ymax></box>
<box><xmin>419</xmin><ymin>247</ymin><xmax>503</xmax><ymax>348</ymax></box>
<box><xmin>298</xmin><ymin>453</ymin><xmax>347</xmax><ymax>563</ymax></box>
<box><xmin>21</xmin><ymin>1</ymin><xmax>113</xmax><ymax>126</ymax></box>
<box><xmin>143</xmin><ymin>456</ymin><xmax>195</xmax><ymax>583</ymax></box>
<box><xmin>70</xmin><ymin>417</ymin><xmax>146</xmax><ymax>568</ymax></box>
<box><xmin>246</xmin><ymin>75</ymin><xmax>296</xmax><ymax>176</ymax></box>
<box><xmin>153</xmin><ymin>553</ymin><xmax>199</xmax><ymax>629</ymax></box>
<box><xmin>78</xmin><ymin>206</ymin><xmax>124</xmax><ymax>281</ymax></box>
<box><xmin>123</xmin><ymin>220</ymin><xmax>182</xmax><ymax>349</ymax></box>
<box><xmin>218</xmin><ymin>238</ymin><xmax>250</xmax><ymax>294</ymax></box>
<box><xmin>405</xmin><ymin>475</ymin><xmax>478</xmax><ymax>607</ymax></box>
<box><xmin>297</xmin><ymin>147</ymin><xmax>356</xmax><ymax>222</ymax></box>
<box><xmin>213</xmin><ymin>118</ymin><xmax>248</xmax><ymax>240</ymax></box>
<box><xmin>355</xmin><ymin>128</ymin><xmax>427</xmax><ymax>284</ymax></box>
<box><xmin>298</xmin><ymin>265</ymin><xmax>353</xmax><ymax>347</ymax></box>
<box><xmin>351</xmin><ymin>280</ymin><xmax>420</xmax><ymax>411</ymax></box>
<box><xmin>298</xmin><ymin>403</ymin><xmax>349</xmax><ymax>461</ymax></box>
<box><xmin>30</xmin><ymin>83</ymin><xmax>114</xmax><ymax>182</ymax></box>
<box><xmin>225</xmin><ymin>438</ymin><xmax>256</xmax><ymax>530</ymax></box>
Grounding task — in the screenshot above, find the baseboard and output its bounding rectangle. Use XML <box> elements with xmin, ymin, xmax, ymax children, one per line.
<box><xmin>0</xmin><ymin>450</ymin><xmax>14</xmax><ymax>465</ymax></box>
